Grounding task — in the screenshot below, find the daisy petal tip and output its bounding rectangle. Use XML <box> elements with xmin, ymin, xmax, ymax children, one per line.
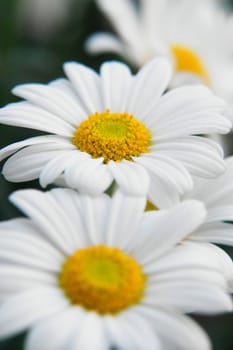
<box><xmin>11</xmin><ymin>83</ymin><xmax>35</xmax><ymax>94</ymax></box>
<box><xmin>39</xmin><ymin>177</ymin><xmax>49</xmax><ymax>189</ymax></box>
<box><xmin>63</xmin><ymin>60</ymin><xmax>77</xmax><ymax>67</ymax></box>
<box><xmin>223</xmin><ymin>118</ymin><xmax>233</xmax><ymax>133</ymax></box>
<box><xmin>63</xmin><ymin>61</ymin><xmax>80</xmax><ymax>74</ymax></box>
<box><xmin>1</xmin><ymin>164</ymin><xmax>20</xmax><ymax>183</ymax></box>
<box><xmin>85</xmin><ymin>35</ymin><xmax>98</xmax><ymax>53</ymax></box>
<box><xmin>11</xmin><ymin>85</ymin><xmax>23</xmax><ymax>95</ymax></box>
<box><xmin>100</xmin><ymin>60</ymin><xmax>130</xmax><ymax>73</ymax></box>
<box><xmin>85</xmin><ymin>32</ymin><xmax>123</xmax><ymax>56</ymax></box>
<box><xmin>8</xmin><ymin>189</ymin><xmax>26</xmax><ymax>207</ymax></box>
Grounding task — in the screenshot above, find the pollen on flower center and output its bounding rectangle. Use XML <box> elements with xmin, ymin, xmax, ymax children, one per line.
<box><xmin>72</xmin><ymin>110</ymin><xmax>152</xmax><ymax>163</ymax></box>
<box><xmin>145</xmin><ymin>200</ymin><xmax>159</xmax><ymax>211</ymax></box>
<box><xmin>170</xmin><ymin>44</ymin><xmax>211</xmax><ymax>85</ymax></box>
<box><xmin>59</xmin><ymin>245</ymin><xmax>146</xmax><ymax>315</ymax></box>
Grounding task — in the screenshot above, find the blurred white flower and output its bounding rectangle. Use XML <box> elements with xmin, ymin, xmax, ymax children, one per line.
<box><xmin>0</xmin><ymin>188</ymin><xmax>231</xmax><ymax>349</ymax></box>
<box><xmin>19</xmin><ymin>0</ymin><xmax>73</xmax><ymax>39</ymax></box>
<box><xmin>86</xmin><ymin>0</ymin><xmax>233</xmax><ymax>118</ymax></box>
<box><xmin>0</xmin><ymin>59</ymin><xmax>230</xmax><ymax>205</ymax></box>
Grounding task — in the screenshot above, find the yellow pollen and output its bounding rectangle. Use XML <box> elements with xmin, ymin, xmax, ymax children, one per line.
<box><xmin>59</xmin><ymin>245</ymin><xmax>146</xmax><ymax>315</ymax></box>
<box><xmin>145</xmin><ymin>200</ymin><xmax>159</xmax><ymax>211</ymax></box>
<box><xmin>170</xmin><ymin>44</ymin><xmax>211</xmax><ymax>85</ymax></box>
<box><xmin>72</xmin><ymin>110</ymin><xmax>152</xmax><ymax>163</ymax></box>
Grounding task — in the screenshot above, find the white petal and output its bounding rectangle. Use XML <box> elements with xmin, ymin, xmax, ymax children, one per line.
<box><xmin>12</xmin><ymin>83</ymin><xmax>85</xmax><ymax>126</ymax></box>
<box><xmin>65</xmin><ymin>155</ymin><xmax>113</xmax><ymax>195</ymax></box>
<box><xmin>150</xmin><ymin>242</ymin><xmax>230</xmax><ymax>275</ymax></box>
<box><xmin>149</xmin><ymin>267</ymin><xmax>227</xmax><ymax>290</ymax></box>
<box><xmin>76</xmin><ymin>193</ymin><xmax>111</xmax><ymax>245</ymax></box>
<box><xmin>145</xmin><ymin>283</ymin><xmax>233</xmax><ymax>314</ymax></box>
<box><xmin>135</xmin><ymin>306</ymin><xmax>211</xmax><ymax>350</ymax></box>
<box><xmin>96</xmin><ymin>0</ymin><xmax>142</xmax><ymax>48</ymax></box>
<box><xmin>85</xmin><ymin>32</ymin><xmax>125</xmax><ymax>55</ymax></box>
<box><xmin>152</xmin><ymin>112</ymin><xmax>231</xmax><ymax>139</ymax></box>
<box><xmin>148</xmin><ymin>85</ymin><xmax>225</xmax><ymax>126</ymax></box>
<box><xmin>0</xmin><ymin>265</ymin><xmax>56</xmax><ymax>298</ymax></box>
<box><xmin>0</xmin><ymin>101</ymin><xmax>74</xmax><ymax>136</ymax></box>
<box><xmin>152</xmin><ymin>136</ymin><xmax>226</xmax><ymax>178</ymax></box>
<box><xmin>191</xmin><ymin>156</ymin><xmax>233</xmax><ymax>206</ymax></box>
<box><xmin>2</xmin><ymin>143</ymin><xmax>75</xmax><ymax>183</ymax></box>
<box><xmin>105</xmin><ymin>312</ymin><xmax>161</xmax><ymax>350</ymax></box>
<box><xmin>64</xmin><ymin>62</ymin><xmax>103</xmax><ymax>114</ymax></box>
<box><xmin>205</xmin><ymin>206</ymin><xmax>233</xmax><ymax>223</ymax></box>
<box><xmin>147</xmin><ymin>169</ymin><xmax>181</xmax><ymax>209</ymax></box>
<box><xmin>0</xmin><ymin>287</ymin><xmax>68</xmax><ymax>339</ymax></box>
<box><xmin>0</xmin><ymin>218</ymin><xmax>39</xmax><ymax>234</ymax></box>
<box><xmin>49</xmin><ymin>188</ymin><xmax>92</xmax><ymax>248</ymax></box>
<box><xmin>126</xmin><ymin>58</ymin><xmax>172</xmax><ymax>120</ymax></box>
<box><xmin>193</xmin><ymin>243</ymin><xmax>233</xmax><ymax>290</ymax></box>
<box><xmin>0</xmin><ymin>135</ymin><xmax>73</xmax><ymax>161</ymax></box>
<box><xmin>118</xmin><ymin>311</ymin><xmax>161</xmax><ymax>350</ymax></box>
<box><xmin>105</xmin><ymin>189</ymin><xmax>146</xmax><ymax>249</ymax></box>
<box><xmin>9</xmin><ymin>190</ymin><xmax>82</xmax><ymax>255</ymax></box>
<box><xmin>136</xmin><ymin>153</ymin><xmax>193</xmax><ymax>196</ymax></box>
<box><xmin>107</xmin><ymin>160</ymin><xmax>150</xmax><ymax>195</ymax></box>
<box><xmin>0</xmin><ymin>233</ymin><xmax>63</xmax><ymax>272</ymax></box>
<box><xmin>196</xmin><ymin>182</ymin><xmax>233</xmax><ymax>208</ymax></box>
<box><xmin>25</xmin><ymin>307</ymin><xmax>85</xmax><ymax>350</ymax></box>
<box><xmin>144</xmin><ymin>243</ymin><xmax>233</xmax><ymax>313</ymax></box>
<box><xmin>133</xmin><ymin>200</ymin><xmax>206</xmax><ymax>263</ymax></box>
<box><xmin>193</xmin><ymin>222</ymin><xmax>233</xmax><ymax>246</ymax></box>
<box><xmin>100</xmin><ymin>61</ymin><xmax>132</xmax><ymax>111</ymax></box>
<box><xmin>39</xmin><ymin>150</ymin><xmax>80</xmax><ymax>188</ymax></box>
<box><xmin>49</xmin><ymin>78</ymin><xmax>88</xmax><ymax>119</ymax></box>
<box><xmin>70</xmin><ymin>313</ymin><xmax>108</xmax><ymax>350</ymax></box>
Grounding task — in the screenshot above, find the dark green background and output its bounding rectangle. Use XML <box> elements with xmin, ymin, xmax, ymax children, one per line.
<box><xmin>0</xmin><ymin>0</ymin><xmax>233</xmax><ymax>349</ymax></box>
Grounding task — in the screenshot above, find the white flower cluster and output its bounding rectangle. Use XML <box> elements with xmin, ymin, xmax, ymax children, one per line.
<box><xmin>0</xmin><ymin>1</ymin><xmax>233</xmax><ymax>349</ymax></box>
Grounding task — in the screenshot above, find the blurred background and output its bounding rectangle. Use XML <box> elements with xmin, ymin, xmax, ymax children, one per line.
<box><xmin>0</xmin><ymin>0</ymin><xmax>233</xmax><ymax>349</ymax></box>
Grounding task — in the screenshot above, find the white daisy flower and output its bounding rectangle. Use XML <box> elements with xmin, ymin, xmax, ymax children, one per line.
<box><xmin>86</xmin><ymin>0</ymin><xmax>233</xmax><ymax>118</ymax></box>
<box><xmin>0</xmin><ymin>188</ymin><xmax>232</xmax><ymax>350</ymax></box>
<box><xmin>0</xmin><ymin>59</ymin><xmax>231</xmax><ymax>203</ymax></box>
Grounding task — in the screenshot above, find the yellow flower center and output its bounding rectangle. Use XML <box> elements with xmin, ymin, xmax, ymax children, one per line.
<box><xmin>170</xmin><ymin>44</ymin><xmax>211</xmax><ymax>85</ymax></box>
<box><xmin>145</xmin><ymin>200</ymin><xmax>159</xmax><ymax>211</ymax></box>
<box><xmin>59</xmin><ymin>245</ymin><xmax>146</xmax><ymax>315</ymax></box>
<box><xmin>72</xmin><ymin>110</ymin><xmax>152</xmax><ymax>163</ymax></box>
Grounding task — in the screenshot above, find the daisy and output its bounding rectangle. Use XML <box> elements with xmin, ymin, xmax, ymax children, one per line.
<box><xmin>0</xmin><ymin>59</ymin><xmax>231</xmax><ymax>204</ymax></box>
<box><xmin>86</xmin><ymin>0</ymin><xmax>233</xmax><ymax>118</ymax></box>
<box><xmin>0</xmin><ymin>188</ymin><xmax>232</xmax><ymax>350</ymax></box>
